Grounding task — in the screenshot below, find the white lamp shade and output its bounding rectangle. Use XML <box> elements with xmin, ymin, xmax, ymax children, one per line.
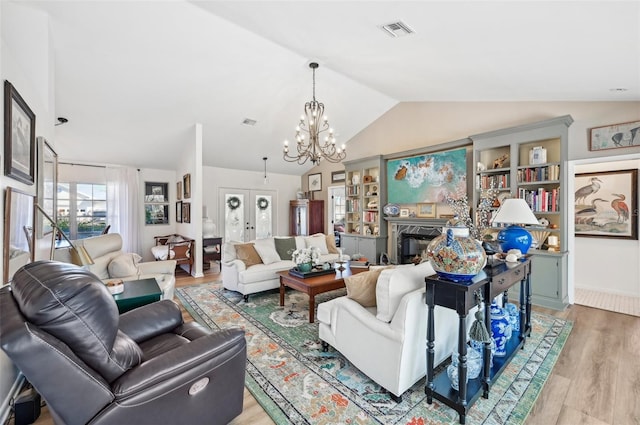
<box><xmin>491</xmin><ymin>198</ymin><xmax>539</xmax><ymax>225</ymax></box>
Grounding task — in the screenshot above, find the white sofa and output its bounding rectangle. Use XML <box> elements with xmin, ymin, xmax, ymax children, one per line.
<box><xmin>318</xmin><ymin>261</ymin><xmax>475</xmax><ymax>400</ymax></box>
<box><xmin>54</xmin><ymin>233</ymin><xmax>177</xmax><ymax>300</ymax></box>
<box><xmin>222</xmin><ymin>234</ymin><xmax>347</xmax><ymax>301</ymax></box>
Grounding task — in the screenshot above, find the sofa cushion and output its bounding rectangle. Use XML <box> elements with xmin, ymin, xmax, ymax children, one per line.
<box><xmin>325</xmin><ymin>234</ymin><xmax>339</xmax><ymax>254</ymax></box>
<box><xmin>274</xmin><ymin>237</ymin><xmax>296</xmax><ymax>261</ymax></box>
<box><xmin>253</xmin><ymin>238</ymin><xmax>281</xmax><ymax>265</ymax></box>
<box><xmin>376</xmin><ymin>262</ymin><xmax>433</xmax><ymax>322</ymax></box>
<box><xmin>238</xmin><ymin>261</ymin><xmax>294</xmax><ymax>284</ymax></box>
<box><xmin>305</xmin><ymin>234</ymin><xmax>328</xmax><ymax>255</ymax></box>
<box><xmin>108</xmin><ymin>253</ymin><xmax>142</xmax><ymax>278</ymax></box>
<box><xmin>235</xmin><ymin>243</ymin><xmax>262</xmax><ymax>267</ymax></box>
<box><xmin>344</xmin><ymin>268</ymin><xmax>385</xmax><ymax>307</ymax></box>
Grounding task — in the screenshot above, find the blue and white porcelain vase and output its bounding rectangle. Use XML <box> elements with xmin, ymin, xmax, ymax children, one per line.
<box><xmin>490</xmin><ymin>301</ymin><xmax>512</xmax><ymax>357</ymax></box>
<box><xmin>427</xmin><ymin>222</ymin><xmax>486</xmax><ymax>283</ymax></box>
<box><xmin>504</xmin><ymin>302</ymin><xmax>520</xmax><ymax>333</ymax></box>
<box><xmin>447</xmin><ymin>349</ymin><xmax>483</xmax><ymax>390</ymax></box>
<box><xmin>471</xmin><ymin>338</ymin><xmax>496</xmax><ymax>368</ymax></box>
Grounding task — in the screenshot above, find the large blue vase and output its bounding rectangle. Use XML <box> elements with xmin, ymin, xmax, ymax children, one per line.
<box><xmin>490</xmin><ymin>301</ymin><xmax>512</xmax><ymax>357</ymax></box>
<box><xmin>427</xmin><ymin>223</ymin><xmax>486</xmax><ymax>283</ymax></box>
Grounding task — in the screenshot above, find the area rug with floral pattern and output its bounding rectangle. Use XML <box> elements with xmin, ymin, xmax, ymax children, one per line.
<box><xmin>176</xmin><ymin>282</ymin><xmax>572</xmax><ymax>425</ymax></box>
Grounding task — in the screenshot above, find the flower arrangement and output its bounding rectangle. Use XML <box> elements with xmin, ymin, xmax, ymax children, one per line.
<box><xmin>291</xmin><ymin>247</ymin><xmax>320</xmax><ymax>265</ymax></box>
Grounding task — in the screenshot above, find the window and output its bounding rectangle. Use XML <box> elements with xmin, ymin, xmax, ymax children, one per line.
<box><xmin>58</xmin><ymin>182</ymin><xmax>107</xmax><ymax>239</ymax></box>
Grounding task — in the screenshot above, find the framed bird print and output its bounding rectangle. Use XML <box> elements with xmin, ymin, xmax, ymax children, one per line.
<box><xmin>575</xmin><ymin>169</ymin><xmax>638</xmax><ymax>240</ymax></box>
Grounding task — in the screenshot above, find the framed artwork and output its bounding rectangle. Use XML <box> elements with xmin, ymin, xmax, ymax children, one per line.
<box><xmin>588</xmin><ymin>120</ymin><xmax>640</xmax><ymax>151</ymax></box>
<box><xmin>399</xmin><ymin>208</ymin><xmax>410</xmax><ymax>218</ymax></box>
<box><xmin>417</xmin><ymin>202</ymin><xmax>437</xmax><ymax>218</ymax></box>
<box><xmin>177</xmin><ymin>181</ymin><xmax>182</xmax><ymax>200</ymax></box>
<box><xmin>308</xmin><ymin>173</ymin><xmax>322</xmax><ymax>192</ymax></box>
<box><xmin>145</xmin><ymin>204</ymin><xmax>169</xmax><ymax>225</ymax></box>
<box><xmin>387</xmin><ymin>147</ymin><xmax>467</xmax><ymax>203</ymax></box>
<box><xmin>144</xmin><ymin>182</ymin><xmax>168</xmax><ymax>202</ymax></box>
<box><xmin>4</xmin><ymin>80</ymin><xmax>36</xmax><ymax>185</ymax></box>
<box><xmin>331</xmin><ymin>170</ymin><xmax>346</xmax><ymax>183</ymax></box>
<box><xmin>36</xmin><ymin>138</ymin><xmax>58</xmax><ymax>238</ymax></box>
<box><xmin>182</xmin><ymin>202</ymin><xmax>191</xmax><ymax>223</ymax></box>
<box><xmin>183</xmin><ymin>173</ymin><xmax>191</xmax><ymax>199</ymax></box>
<box><xmin>176</xmin><ymin>201</ymin><xmax>183</xmax><ymax>223</ymax></box>
<box><xmin>4</xmin><ymin>187</ymin><xmax>35</xmax><ymax>283</ymax></box>
<box><xmin>575</xmin><ymin>169</ymin><xmax>638</xmax><ymax>240</ymax></box>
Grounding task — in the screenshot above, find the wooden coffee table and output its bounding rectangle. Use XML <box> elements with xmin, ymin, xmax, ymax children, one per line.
<box><xmin>277</xmin><ymin>267</ymin><xmax>369</xmax><ymax>323</ymax></box>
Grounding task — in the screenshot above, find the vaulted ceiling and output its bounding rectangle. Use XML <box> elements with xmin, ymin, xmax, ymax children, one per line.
<box><xmin>15</xmin><ymin>1</ymin><xmax>640</xmax><ymax>175</ymax></box>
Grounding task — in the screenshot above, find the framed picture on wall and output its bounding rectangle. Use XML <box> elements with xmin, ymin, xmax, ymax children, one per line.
<box><xmin>331</xmin><ymin>171</ymin><xmax>345</xmax><ymax>183</ymax></box>
<box><xmin>4</xmin><ymin>81</ymin><xmax>36</xmax><ymax>185</ymax></box>
<box><xmin>417</xmin><ymin>202</ymin><xmax>437</xmax><ymax>218</ymax></box>
<box><xmin>308</xmin><ymin>173</ymin><xmax>322</xmax><ymax>192</ymax></box>
<box><xmin>176</xmin><ymin>201</ymin><xmax>183</xmax><ymax>223</ymax></box>
<box><xmin>588</xmin><ymin>120</ymin><xmax>640</xmax><ymax>151</ymax></box>
<box><xmin>182</xmin><ymin>202</ymin><xmax>191</xmax><ymax>223</ymax></box>
<box><xmin>575</xmin><ymin>169</ymin><xmax>638</xmax><ymax>240</ymax></box>
<box><xmin>183</xmin><ymin>174</ymin><xmax>191</xmax><ymax>199</ymax></box>
<box><xmin>177</xmin><ymin>181</ymin><xmax>182</xmax><ymax>200</ymax></box>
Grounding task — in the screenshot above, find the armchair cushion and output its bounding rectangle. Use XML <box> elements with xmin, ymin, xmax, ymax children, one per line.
<box><xmin>344</xmin><ymin>268</ymin><xmax>385</xmax><ymax>307</ymax></box>
<box><xmin>108</xmin><ymin>253</ymin><xmax>142</xmax><ymax>278</ymax></box>
<box><xmin>235</xmin><ymin>243</ymin><xmax>262</xmax><ymax>267</ymax></box>
<box><xmin>376</xmin><ymin>262</ymin><xmax>432</xmax><ymax>322</ymax></box>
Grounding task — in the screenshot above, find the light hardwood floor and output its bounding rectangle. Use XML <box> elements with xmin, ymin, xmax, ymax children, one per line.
<box><xmin>29</xmin><ymin>267</ymin><xmax>640</xmax><ymax>425</ymax></box>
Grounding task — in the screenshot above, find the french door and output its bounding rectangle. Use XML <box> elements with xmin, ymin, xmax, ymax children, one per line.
<box><xmin>219</xmin><ymin>188</ymin><xmax>276</xmax><ymax>242</ymax></box>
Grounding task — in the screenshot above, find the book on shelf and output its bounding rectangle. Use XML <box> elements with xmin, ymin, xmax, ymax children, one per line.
<box><xmin>349</xmin><ymin>260</ymin><xmax>370</xmax><ymax>269</ymax></box>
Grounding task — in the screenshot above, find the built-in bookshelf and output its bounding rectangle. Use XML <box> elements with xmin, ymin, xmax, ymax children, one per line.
<box><xmin>471</xmin><ymin>115</ymin><xmax>573</xmax><ymax>310</ymax></box>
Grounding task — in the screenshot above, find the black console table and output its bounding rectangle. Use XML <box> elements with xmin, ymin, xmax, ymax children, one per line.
<box><xmin>425</xmin><ymin>257</ymin><xmax>532</xmax><ymax>424</ymax></box>
<box><xmin>203</xmin><ymin>237</ymin><xmax>222</xmax><ymax>270</ymax></box>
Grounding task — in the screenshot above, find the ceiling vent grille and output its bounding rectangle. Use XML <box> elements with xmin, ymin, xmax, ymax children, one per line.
<box><xmin>381</xmin><ymin>21</ymin><xmax>414</xmax><ymax>38</ymax></box>
<box><xmin>242</xmin><ymin>118</ymin><xmax>257</xmax><ymax>126</ymax></box>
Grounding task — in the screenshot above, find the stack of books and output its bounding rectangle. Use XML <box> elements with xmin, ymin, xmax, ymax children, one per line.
<box><xmin>349</xmin><ymin>260</ymin><xmax>370</xmax><ymax>269</ymax></box>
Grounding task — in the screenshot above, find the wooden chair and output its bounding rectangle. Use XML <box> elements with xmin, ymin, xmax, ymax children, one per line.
<box><xmin>152</xmin><ymin>234</ymin><xmax>195</xmax><ymax>275</ymax></box>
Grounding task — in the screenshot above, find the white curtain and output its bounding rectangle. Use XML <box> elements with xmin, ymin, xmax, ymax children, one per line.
<box><xmin>106</xmin><ymin>166</ymin><xmax>141</xmax><ymax>254</ymax></box>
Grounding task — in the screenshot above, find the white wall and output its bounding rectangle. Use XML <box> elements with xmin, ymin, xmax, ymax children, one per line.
<box><xmin>573</xmin><ymin>158</ymin><xmax>640</xmax><ymax>297</ymax></box>
<box><xmin>203</xmin><ymin>166</ymin><xmax>300</xmax><ymax>238</ymax></box>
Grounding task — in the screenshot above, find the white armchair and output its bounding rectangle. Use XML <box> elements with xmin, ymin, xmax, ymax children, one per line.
<box><xmin>54</xmin><ymin>233</ymin><xmax>177</xmax><ymax>300</ymax></box>
<box><xmin>317</xmin><ymin>262</ymin><xmax>475</xmax><ymax>400</ymax></box>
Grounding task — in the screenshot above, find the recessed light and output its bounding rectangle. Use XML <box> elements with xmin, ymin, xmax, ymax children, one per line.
<box><xmin>380</xmin><ymin>21</ymin><xmax>414</xmax><ymax>38</ymax></box>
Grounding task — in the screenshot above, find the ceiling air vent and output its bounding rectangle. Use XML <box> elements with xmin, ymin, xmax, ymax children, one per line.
<box><xmin>242</xmin><ymin>118</ymin><xmax>257</xmax><ymax>126</ymax></box>
<box><xmin>381</xmin><ymin>21</ymin><xmax>414</xmax><ymax>38</ymax></box>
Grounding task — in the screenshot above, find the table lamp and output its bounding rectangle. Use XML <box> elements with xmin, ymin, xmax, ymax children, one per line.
<box><xmin>490</xmin><ymin>198</ymin><xmax>540</xmax><ymax>254</ymax></box>
<box><xmin>36</xmin><ymin>204</ymin><xmax>94</xmax><ymax>266</ymax></box>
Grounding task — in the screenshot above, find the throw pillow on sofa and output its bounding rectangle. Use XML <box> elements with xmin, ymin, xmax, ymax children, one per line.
<box><xmin>253</xmin><ymin>238</ymin><xmax>281</xmax><ymax>265</ymax></box>
<box><xmin>108</xmin><ymin>253</ymin><xmax>142</xmax><ymax>278</ymax></box>
<box><xmin>305</xmin><ymin>234</ymin><xmax>329</xmax><ymax>255</ymax></box>
<box><xmin>235</xmin><ymin>243</ymin><xmax>262</xmax><ymax>267</ymax></box>
<box><xmin>325</xmin><ymin>234</ymin><xmax>339</xmax><ymax>254</ymax></box>
<box><xmin>274</xmin><ymin>237</ymin><xmax>296</xmax><ymax>260</ymax></box>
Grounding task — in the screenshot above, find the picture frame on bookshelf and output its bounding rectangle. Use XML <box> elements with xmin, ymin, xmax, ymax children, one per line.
<box><xmin>575</xmin><ymin>169</ymin><xmax>638</xmax><ymax>240</ymax></box>
<box><xmin>588</xmin><ymin>120</ymin><xmax>640</xmax><ymax>151</ymax></box>
<box><xmin>416</xmin><ymin>202</ymin><xmax>437</xmax><ymax>218</ymax></box>
<box><xmin>399</xmin><ymin>208</ymin><xmax>409</xmax><ymax>218</ymax></box>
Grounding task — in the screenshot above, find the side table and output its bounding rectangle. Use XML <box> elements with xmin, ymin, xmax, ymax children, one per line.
<box><xmin>203</xmin><ymin>237</ymin><xmax>222</xmax><ymax>270</ymax></box>
<box><xmin>425</xmin><ymin>257</ymin><xmax>531</xmax><ymax>424</ymax></box>
<box><xmin>112</xmin><ymin>278</ymin><xmax>162</xmax><ymax>314</ymax></box>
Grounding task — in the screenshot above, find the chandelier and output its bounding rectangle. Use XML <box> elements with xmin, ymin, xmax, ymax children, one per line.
<box><xmin>283</xmin><ymin>62</ymin><xmax>346</xmax><ymax>165</ymax></box>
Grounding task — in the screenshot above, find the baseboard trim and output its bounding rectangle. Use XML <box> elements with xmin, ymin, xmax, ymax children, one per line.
<box><xmin>0</xmin><ymin>373</ymin><xmax>25</xmax><ymax>424</ymax></box>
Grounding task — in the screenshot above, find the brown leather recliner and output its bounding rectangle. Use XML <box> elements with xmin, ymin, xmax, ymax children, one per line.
<box><xmin>0</xmin><ymin>261</ymin><xmax>246</xmax><ymax>425</ymax></box>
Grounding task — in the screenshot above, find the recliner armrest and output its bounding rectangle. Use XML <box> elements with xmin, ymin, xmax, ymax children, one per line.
<box><xmin>111</xmin><ymin>329</ymin><xmax>246</xmax><ymax>399</ymax></box>
<box><xmin>119</xmin><ymin>300</ymin><xmax>183</xmax><ymax>342</ymax></box>
<box><xmin>138</xmin><ymin>259</ymin><xmax>177</xmax><ymax>275</ymax></box>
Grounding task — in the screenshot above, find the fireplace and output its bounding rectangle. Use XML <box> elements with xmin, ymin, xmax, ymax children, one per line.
<box><xmin>400</xmin><ymin>233</ymin><xmax>438</xmax><ymax>264</ymax></box>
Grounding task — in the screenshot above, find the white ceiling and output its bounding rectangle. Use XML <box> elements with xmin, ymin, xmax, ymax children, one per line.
<box><xmin>16</xmin><ymin>0</ymin><xmax>640</xmax><ymax>175</ymax></box>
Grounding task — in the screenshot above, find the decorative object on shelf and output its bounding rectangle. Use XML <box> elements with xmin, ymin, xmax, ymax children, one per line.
<box><xmin>367</xmin><ymin>200</ymin><xmax>378</xmax><ymax>209</ymax></box>
<box><xmin>547</xmin><ymin>235</ymin><xmax>560</xmax><ymax>251</ymax></box>
<box><xmin>529</xmin><ymin>146</ymin><xmax>547</xmax><ymax>165</ymax></box>
<box><xmin>490</xmin><ymin>300</ymin><xmax>512</xmax><ymax>357</ymax></box>
<box><xmin>575</xmin><ymin>169</ymin><xmax>638</xmax><ymax>240</ymax></box>
<box><xmin>447</xmin><ymin>349</ymin><xmax>482</xmax><ymax>391</ymax></box>
<box><xmin>4</xmin><ymin>81</ymin><xmax>36</xmax><ymax>185</ymax></box>
<box><xmin>371</xmin><ymin>185</ymin><xmax>378</xmax><ymax>195</ymax></box>
<box><xmin>588</xmin><ymin>120</ymin><xmax>640</xmax><ymax>151</ymax></box>
<box><xmin>387</xmin><ymin>148</ymin><xmax>466</xmax><ymax>203</ymax></box>
<box><xmin>530</xmin><ymin>229</ymin><xmax>550</xmax><ymax>249</ymax></box>
<box><xmin>399</xmin><ymin>208</ymin><xmax>409</xmax><ymax>218</ymax></box>
<box><xmin>447</xmin><ymin>187</ymin><xmax>496</xmax><ymax>241</ymax></box>
<box><xmin>426</xmin><ymin>221</ymin><xmax>486</xmax><ymax>283</ymax></box>
<box><xmin>383</xmin><ymin>203</ymin><xmax>400</xmax><ymax>217</ymax></box>
<box><xmin>538</xmin><ymin>217</ymin><xmax>550</xmax><ymax>227</ymax></box>
<box><xmin>202</xmin><ymin>206</ymin><xmax>216</xmax><ymax>237</ymax></box>
<box><xmin>183</xmin><ymin>173</ymin><xmax>191</xmax><ymax>199</ymax></box>
<box><xmin>491</xmin><ymin>198</ymin><xmax>540</xmax><ymax>253</ymax></box>
<box><xmin>351</xmin><ymin>174</ymin><xmax>360</xmax><ymax>185</ymax></box>
<box><xmin>416</xmin><ymin>202</ymin><xmax>436</xmax><ymax>218</ymax></box>
<box><xmin>282</xmin><ymin>62</ymin><xmax>346</xmax><ymax>165</ymax></box>
<box><xmin>477</xmin><ymin>162</ymin><xmax>486</xmax><ymax>172</ymax></box>
<box><xmin>308</xmin><ymin>173</ymin><xmax>322</xmax><ymax>191</ymax></box>
<box><xmin>363</xmin><ymin>175</ymin><xmax>373</xmax><ymax>183</ymax></box>
<box><xmin>492</xmin><ymin>153</ymin><xmax>509</xmax><ymax>169</ymax></box>
<box><xmin>297</xmin><ymin>262</ymin><xmax>313</xmax><ymax>273</ymax></box>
